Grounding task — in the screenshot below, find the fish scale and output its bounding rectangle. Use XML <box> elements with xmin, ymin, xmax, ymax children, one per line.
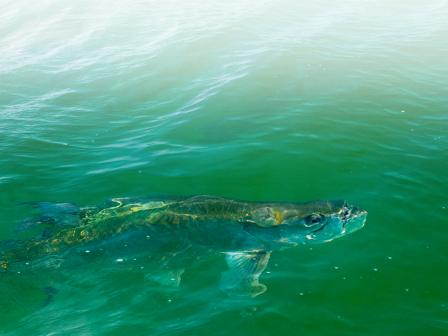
<box><xmin>1</xmin><ymin>196</ymin><xmax>253</xmax><ymax>269</ymax></box>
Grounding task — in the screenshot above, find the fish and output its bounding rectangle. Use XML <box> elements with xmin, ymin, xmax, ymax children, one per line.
<box><xmin>0</xmin><ymin>195</ymin><xmax>367</xmax><ymax>299</ymax></box>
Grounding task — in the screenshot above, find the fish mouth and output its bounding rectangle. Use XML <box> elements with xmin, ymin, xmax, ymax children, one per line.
<box><xmin>340</xmin><ymin>204</ymin><xmax>367</xmax><ymax>233</ymax></box>
<box><xmin>311</xmin><ymin>221</ymin><xmax>328</xmax><ymax>234</ymax></box>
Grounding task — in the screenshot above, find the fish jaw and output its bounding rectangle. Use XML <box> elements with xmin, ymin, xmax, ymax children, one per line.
<box><xmin>341</xmin><ymin>206</ymin><xmax>367</xmax><ymax>235</ymax></box>
<box><xmin>305</xmin><ymin>205</ymin><xmax>367</xmax><ymax>243</ymax></box>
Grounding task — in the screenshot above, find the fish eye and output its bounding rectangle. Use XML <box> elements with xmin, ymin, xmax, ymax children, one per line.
<box><xmin>304</xmin><ymin>214</ymin><xmax>325</xmax><ymax>226</ymax></box>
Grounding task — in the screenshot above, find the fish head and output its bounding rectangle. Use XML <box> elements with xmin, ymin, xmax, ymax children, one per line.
<box><xmin>247</xmin><ymin>200</ymin><xmax>367</xmax><ymax>245</ymax></box>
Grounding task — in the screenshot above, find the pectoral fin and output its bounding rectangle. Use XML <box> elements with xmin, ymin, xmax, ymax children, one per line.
<box><xmin>220</xmin><ymin>251</ymin><xmax>271</xmax><ymax>298</ymax></box>
<box><xmin>41</xmin><ymin>286</ymin><xmax>59</xmax><ymax>306</ymax></box>
<box><xmin>145</xmin><ymin>269</ymin><xmax>184</xmax><ymax>287</ymax></box>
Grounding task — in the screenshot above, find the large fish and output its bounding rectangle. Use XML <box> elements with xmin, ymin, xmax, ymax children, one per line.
<box><xmin>0</xmin><ymin>195</ymin><xmax>367</xmax><ymax>298</ymax></box>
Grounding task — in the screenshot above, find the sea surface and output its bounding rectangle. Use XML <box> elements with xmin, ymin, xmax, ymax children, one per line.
<box><xmin>1</xmin><ymin>0</ymin><xmax>448</xmax><ymax>335</ymax></box>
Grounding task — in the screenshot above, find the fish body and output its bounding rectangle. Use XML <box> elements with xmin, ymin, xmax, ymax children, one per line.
<box><xmin>1</xmin><ymin>195</ymin><xmax>367</xmax><ymax>298</ymax></box>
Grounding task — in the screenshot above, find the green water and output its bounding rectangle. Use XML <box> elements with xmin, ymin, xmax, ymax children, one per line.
<box><xmin>1</xmin><ymin>0</ymin><xmax>448</xmax><ymax>334</ymax></box>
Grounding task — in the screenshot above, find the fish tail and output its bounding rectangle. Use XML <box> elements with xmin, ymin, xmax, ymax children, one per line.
<box><xmin>0</xmin><ymin>238</ymin><xmax>42</xmax><ymax>271</ymax></box>
<box><xmin>0</xmin><ymin>239</ymin><xmax>21</xmax><ymax>270</ymax></box>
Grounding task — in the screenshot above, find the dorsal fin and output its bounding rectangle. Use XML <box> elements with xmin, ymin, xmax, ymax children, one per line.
<box><xmin>14</xmin><ymin>202</ymin><xmax>83</xmax><ymax>233</ymax></box>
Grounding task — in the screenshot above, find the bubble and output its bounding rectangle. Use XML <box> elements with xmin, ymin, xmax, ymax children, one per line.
<box><xmin>85</xmin><ymin>250</ymin><xmax>90</xmax><ymax>253</ymax></box>
<box><xmin>117</xmin><ymin>259</ymin><xmax>124</xmax><ymax>262</ymax></box>
<box><xmin>401</xmin><ymin>110</ymin><xmax>405</xmax><ymax>113</ymax></box>
<box><xmin>334</xmin><ymin>267</ymin><xmax>339</xmax><ymax>269</ymax></box>
<box><xmin>388</xmin><ymin>257</ymin><xmax>392</xmax><ymax>259</ymax></box>
<box><xmin>406</xmin><ymin>289</ymin><xmax>409</xmax><ymax>291</ymax></box>
<box><xmin>374</xmin><ymin>269</ymin><xmax>378</xmax><ymax>271</ymax></box>
<box><xmin>266</xmin><ymin>271</ymin><xmax>271</xmax><ymax>274</ymax></box>
<box><xmin>300</xmin><ymin>293</ymin><xmax>304</xmax><ymax>295</ymax></box>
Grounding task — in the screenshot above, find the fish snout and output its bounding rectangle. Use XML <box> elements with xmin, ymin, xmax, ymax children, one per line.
<box><xmin>340</xmin><ymin>205</ymin><xmax>367</xmax><ymax>234</ymax></box>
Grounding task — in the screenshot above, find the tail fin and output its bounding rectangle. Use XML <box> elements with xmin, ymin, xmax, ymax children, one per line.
<box><xmin>2</xmin><ymin>202</ymin><xmax>91</xmax><ymax>271</ymax></box>
<box><xmin>0</xmin><ymin>239</ymin><xmax>31</xmax><ymax>270</ymax></box>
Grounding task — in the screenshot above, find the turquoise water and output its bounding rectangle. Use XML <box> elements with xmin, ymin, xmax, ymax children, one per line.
<box><xmin>1</xmin><ymin>0</ymin><xmax>448</xmax><ymax>334</ymax></box>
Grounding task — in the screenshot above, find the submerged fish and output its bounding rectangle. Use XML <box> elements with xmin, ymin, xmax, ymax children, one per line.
<box><xmin>0</xmin><ymin>195</ymin><xmax>367</xmax><ymax>298</ymax></box>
